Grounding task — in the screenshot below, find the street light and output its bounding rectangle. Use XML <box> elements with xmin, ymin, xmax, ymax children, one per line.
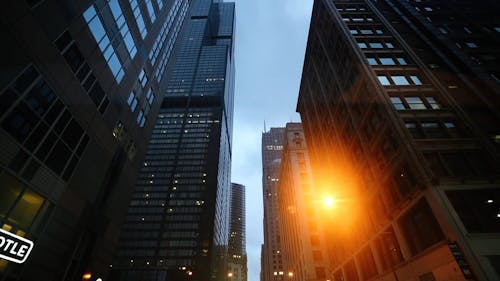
<box><xmin>323</xmin><ymin>196</ymin><xmax>336</xmax><ymax>208</ymax></box>
<box><xmin>288</xmin><ymin>271</ymin><xmax>294</xmax><ymax>277</ymax></box>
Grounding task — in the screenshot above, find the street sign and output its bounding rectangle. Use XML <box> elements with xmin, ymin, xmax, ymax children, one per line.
<box><xmin>0</xmin><ymin>228</ymin><xmax>34</xmax><ymax>264</ymax></box>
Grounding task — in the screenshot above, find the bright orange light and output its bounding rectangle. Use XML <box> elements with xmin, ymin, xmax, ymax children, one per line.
<box><xmin>288</xmin><ymin>271</ymin><xmax>294</xmax><ymax>277</ymax></box>
<box><xmin>228</xmin><ymin>272</ymin><xmax>233</xmax><ymax>277</ymax></box>
<box><xmin>323</xmin><ymin>197</ymin><xmax>335</xmax><ymax>207</ymax></box>
<box><xmin>82</xmin><ymin>273</ymin><xmax>92</xmax><ymax>280</ymax></box>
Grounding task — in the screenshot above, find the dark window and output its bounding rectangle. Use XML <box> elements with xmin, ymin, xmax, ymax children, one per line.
<box><xmin>22</xmin><ymin>158</ymin><xmax>40</xmax><ymax>181</ymax></box>
<box><xmin>357</xmin><ymin>246</ymin><xmax>378</xmax><ymax>280</ymax></box>
<box><xmin>62</xmin><ymin>119</ymin><xmax>84</xmax><ymax>149</ymax></box>
<box><xmin>24</xmin><ymin>121</ymin><xmax>49</xmax><ymax>151</ymax></box>
<box><xmin>44</xmin><ymin>100</ymin><xmax>64</xmax><ymax>125</ymax></box>
<box><xmin>344</xmin><ymin>260</ymin><xmax>359</xmax><ymax>281</ymax></box>
<box><xmin>0</xmin><ymin>89</ymin><xmax>20</xmax><ymax>116</ymax></box>
<box><xmin>2</xmin><ymin>102</ymin><xmax>40</xmax><ymax>142</ymax></box>
<box><xmin>14</xmin><ymin>65</ymin><xmax>39</xmax><ymax>93</ymax></box>
<box><xmin>400</xmin><ymin>199</ymin><xmax>444</xmax><ymax>255</ymax></box>
<box><xmin>24</xmin><ymin>80</ymin><xmax>56</xmax><ymax>117</ymax></box>
<box><xmin>54</xmin><ymin>109</ymin><xmax>71</xmax><ymax>134</ymax></box>
<box><xmin>36</xmin><ymin>132</ymin><xmax>57</xmax><ymax>160</ymax></box>
<box><xmin>446</xmin><ymin>189</ymin><xmax>500</xmax><ymax>233</ymax></box>
<box><xmin>88</xmin><ymin>83</ymin><xmax>105</xmax><ymax>107</ymax></box>
<box><xmin>375</xmin><ymin>227</ymin><xmax>404</xmax><ymax>271</ymax></box>
<box><xmin>54</xmin><ymin>31</ymin><xmax>72</xmax><ymax>51</ymax></box>
<box><xmin>63</xmin><ymin>44</ymin><xmax>85</xmax><ymax>72</ymax></box>
<box><xmin>46</xmin><ymin>140</ymin><xmax>72</xmax><ymax>174</ymax></box>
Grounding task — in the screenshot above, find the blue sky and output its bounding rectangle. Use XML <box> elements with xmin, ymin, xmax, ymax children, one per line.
<box><xmin>231</xmin><ymin>0</ymin><xmax>313</xmax><ymax>280</ymax></box>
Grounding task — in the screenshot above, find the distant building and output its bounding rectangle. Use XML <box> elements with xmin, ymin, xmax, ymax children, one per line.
<box><xmin>228</xmin><ymin>183</ymin><xmax>247</xmax><ymax>281</ymax></box>
<box><xmin>261</xmin><ymin>127</ymin><xmax>286</xmax><ymax>281</ymax></box>
<box><xmin>111</xmin><ymin>0</ymin><xmax>235</xmax><ymax>280</ymax></box>
<box><xmin>0</xmin><ymin>0</ymin><xmax>188</xmax><ymax>280</ymax></box>
<box><xmin>298</xmin><ymin>0</ymin><xmax>500</xmax><ymax>281</ymax></box>
<box><xmin>277</xmin><ymin>123</ymin><xmax>330</xmax><ymax>281</ymax></box>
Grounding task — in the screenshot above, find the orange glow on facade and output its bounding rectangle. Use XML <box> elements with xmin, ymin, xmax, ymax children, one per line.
<box><xmin>82</xmin><ymin>273</ymin><xmax>92</xmax><ymax>280</ymax></box>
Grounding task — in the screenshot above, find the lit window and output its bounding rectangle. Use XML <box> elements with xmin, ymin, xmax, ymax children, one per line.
<box><xmin>438</xmin><ymin>26</ymin><xmax>448</xmax><ymax>34</ymax></box>
<box><xmin>367</xmin><ymin>58</ymin><xmax>378</xmax><ymax>65</ymax></box>
<box><xmin>397</xmin><ymin>58</ymin><xmax>408</xmax><ymax>65</ymax></box>
<box><xmin>380</xmin><ymin>58</ymin><xmax>395</xmax><ymax>65</ymax></box>
<box><xmin>139</xmin><ymin>69</ymin><xmax>148</xmax><ymax>87</ymax></box>
<box><xmin>129</xmin><ymin>0</ymin><xmax>147</xmax><ymax>39</ymax></box>
<box><xmin>127</xmin><ymin>91</ymin><xmax>139</xmax><ymax>112</ymax></box>
<box><xmin>385</xmin><ymin>42</ymin><xmax>394</xmax><ymax>48</ymax></box>
<box><xmin>358</xmin><ymin>42</ymin><xmax>367</xmax><ymax>49</ymax></box>
<box><xmin>361</xmin><ymin>29</ymin><xmax>373</xmax><ymax>34</ymax></box>
<box><xmin>392</xmin><ymin>76</ymin><xmax>410</xmax><ymax>85</ymax></box>
<box><xmin>390</xmin><ymin>97</ymin><xmax>405</xmax><ymax>110</ymax></box>
<box><xmin>146</xmin><ymin>0</ymin><xmax>156</xmax><ymax>23</ymax></box>
<box><xmin>424</xmin><ymin>7</ymin><xmax>433</xmax><ymax>11</ymax></box>
<box><xmin>350</xmin><ymin>29</ymin><xmax>359</xmax><ymax>34</ymax></box>
<box><xmin>425</xmin><ymin>97</ymin><xmax>441</xmax><ymax>109</ymax></box>
<box><xmin>410</xmin><ymin>75</ymin><xmax>423</xmax><ymax>85</ymax></box>
<box><xmin>369</xmin><ymin>42</ymin><xmax>383</xmax><ymax>48</ymax></box>
<box><xmin>405</xmin><ymin>97</ymin><xmax>426</xmax><ymax>109</ymax></box>
<box><xmin>378</xmin><ymin>76</ymin><xmax>390</xmax><ymax>85</ymax></box>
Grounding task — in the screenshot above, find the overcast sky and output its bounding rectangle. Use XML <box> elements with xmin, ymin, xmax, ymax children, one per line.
<box><xmin>231</xmin><ymin>0</ymin><xmax>313</xmax><ymax>280</ymax></box>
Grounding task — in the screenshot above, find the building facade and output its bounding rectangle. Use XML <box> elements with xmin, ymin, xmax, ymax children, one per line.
<box><xmin>277</xmin><ymin>123</ymin><xmax>330</xmax><ymax>281</ymax></box>
<box><xmin>0</xmin><ymin>0</ymin><xmax>188</xmax><ymax>280</ymax></box>
<box><xmin>110</xmin><ymin>0</ymin><xmax>235</xmax><ymax>280</ymax></box>
<box><xmin>298</xmin><ymin>0</ymin><xmax>500</xmax><ymax>281</ymax></box>
<box><xmin>261</xmin><ymin>127</ymin><xmax>286</xmax><ymax>281</ymax></box>
<box><xmin>228</xmin><ymin>183</ymin><xmax>247</xmax><ymax>281</ymax></box>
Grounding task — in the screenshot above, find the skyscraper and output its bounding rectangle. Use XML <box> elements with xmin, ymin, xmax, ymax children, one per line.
<box><xmin>298</xmin><ymin>0</ymin><xmax>500</xmax><ymax>281</ymax></box>
<box><xmin>228</xmin><ymin>183</ymin><xmax>247</xmax><ymax>281</ymax></box>
<box><xmin>0</xmin><ymin>0</ymin><xmax>188</xmax><ymax>280</ymax></box>
<box><xmin>111</xmin><ymin>0</ymin><xmax>235</xmax><ymax>280</ymax></box>
<box><xmin>277</xmin><ymin>123</ymin><xmax>330</xmax><ymax>281</ymax></box>
<box><xmin>261</xmin><ymin>127</ymin><xmax>285</xmax><ymax>281</ymax></box>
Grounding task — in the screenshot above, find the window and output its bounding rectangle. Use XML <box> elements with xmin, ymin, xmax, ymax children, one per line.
<box><xmin>465</xmin><ymin>42</ymin><xmax>478</xmax><ymax>48</ymax></box>
<box><xmin>438</xmin><ymin>26</ymin><xmax>448</xmax><ymax>34</ymax></box>
<box><xmin>378</xmin><ymin>76</ymin><xmax>390</xmax><ymax>85</ymax></box>
<box><xmin>425</xmin><ymin>97</ymin><xmax>440</xmax><ymax>109</ymax></box>
<box><xmin>410</xmin><ymin>75</ymin><xmax>423</xmax><ymax>85</ymax></box>
<box><xmin>350</xmin><ymin>29</ymin><xmax>359</xmax><ymax>34</ymax></box>
<box><xmin>380</xmin><ymin>58</ymin><xmax>395</xmax><ymax>65</ymax></box>
<box><xmin>390</xmin><ymin>97</ymin><xmax>405</xmax><ymax>110</ymax></box>
<box><xmin>358</xmin><ymin>42</ymin><xmax>367</xmax><ymax>49</ymax></box>
<box><xmin>375</xmin><ymin>227</ymin><xmax>404</xmax><ymax>270</ymax></box>
<box><xmin>424</xmin><ymin>7</ymin><xmax>433</xmax><ymax>11</ymax></box>
<box><xmin>357</xmin><ymin>247</ymin><xmax>377</xmax><ymax>280</ymax></box>
<box><xmin>464</xmin><ymin>26</ymin><xmax>472</xmax><ymax>34</ymax></box>
<box><xmin>397</xmin><ymin>57</ymin><xmax>407</xmax><ymax>65</ymax></box>
<box><xmin>128</xmin><ymin>0</ymin><xmax>147</xmax><ymax>38</ymax></box>
<box><xmin>406</xmin><ymin>97</ymin><xmax>426</xmax><ymax>109</ymax></box>
<box><xmin>392</xmin><ymin>76</ymin><xmax>409</xmax><ymax>85</ymax></box>
<box><xmin>139</xmin><ymin>69</ymin><xmax>148</xmax><ymax>88</ymax></box>
<box><xmin>127</xmin><ymin>91</ymin><xmax>139</xmax><ymax>112</ymax></box>
<box><xmin>386</xmin><ymin>42</ymin><xmax>394</xmax><ymax>48</ymax></box>
<box><xmin>400</xmin><ymin>199</ymin><xmax>444</xmax><ymax>255</ymax></box>
<box><xmin>369</xmin><ymin>42</ymin><xmax>383</xmax><ymax>48</ymax></box>
<box><xmin>146</xmin><ymin>0</ymin><xmax>156</xmax><ymax>23</ymax></box>
<box><xmin>146</xmin><ymin>88</ymin><xmax>155</xmax><ymax>105</ymax></box>
<box><xmin>446</xmin><ymin>189</ymin><xmax>500</xmax><ymax>233</ymax></box>
<box><xmin>361</xmin><ymin>29</ymin><xmax>373</xmax><ymax>34</ymax></box>
<box><xmin>367</xmin><ymin>58</ymin><xmax>377</xmax><ymax>65</ymax></box>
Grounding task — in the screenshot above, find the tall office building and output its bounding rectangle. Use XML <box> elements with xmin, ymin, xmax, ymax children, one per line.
<box><xmin>228</xmin><ymin>183</ymin><xmax>247</xmax><ymax>281</ymax></box>
<box><xmin>298</xmin><ymin>0</ymin><xmax>500</xmax><ymax>281</ymax></box>
<box><xmin>261</xmin><ymin>127</ymin><xmax>286</xmax><ymax>281</ymax></box>
<box><xmin>111</xmin><ymin>0</ymin><xmax>235</xmax><ymax>280</ymax></box>
<box><xmin>0</xmin><ymin>0</ymin><xmax>188</xmax><ymax>280</ymax></box>
<box><xmin>277</xmin><ymin>123</ymin><xmax>330</xmax><ymax>281</ymax></box>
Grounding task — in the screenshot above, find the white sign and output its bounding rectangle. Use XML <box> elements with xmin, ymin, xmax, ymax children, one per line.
<box><xmin>0</xmin><ymin>228</ymin><xmax>34</xmax><ymax>264</ymax></box>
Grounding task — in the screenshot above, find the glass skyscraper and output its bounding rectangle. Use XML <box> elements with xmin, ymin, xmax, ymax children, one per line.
<box><xmin>111</xmin><ymin>1</ymin><xmax>235</xmax><ymax>280</ymax></box>
<box><xmin>261</xmin><ymin>127</ymin><xmax>286</xmax><ymax>281</ymax></box>
<box><xmin>297</xmin><ymin>0</ymin><xmax>500</xmax><ymax>280</ymax></box>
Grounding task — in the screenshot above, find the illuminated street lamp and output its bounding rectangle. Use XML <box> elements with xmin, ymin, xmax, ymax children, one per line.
<box><xmin>323</xmin><ymin>196</ymin><xmax>335</xmax><ymax>208</ymax></box>
<box><xmin>228</xmin><ymin>272</ymin><xmax>233</xmax><ymax>278</ymax></box>
<box><xmin>288</xmin><ymin>271</ymin><xmax>294</xmax><ymax>277</ymax></box>
<box><xmin>82</xmin><ymin>273</ymin><xmax>92</xmax><ymax>280</ymax></box>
